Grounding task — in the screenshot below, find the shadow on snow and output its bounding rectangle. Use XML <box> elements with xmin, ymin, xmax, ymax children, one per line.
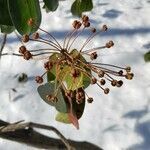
<box><xmin>6</xmin><ymin>27</ymin><xmax>150</xmax><ymax>44</ymax></box>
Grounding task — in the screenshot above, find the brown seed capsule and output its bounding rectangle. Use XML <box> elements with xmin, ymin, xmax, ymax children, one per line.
<box><xmin>51</xmin><ymin>96</ymin><xmax>58</xmax><ymax>102</ymax></box>
<box><xmin>72</xmin><ymin>20</ymin><xmax>82</xmax><ymax>29</ymax></box>
<box><xmin>32</xmin><ymin>32</ymin><xmax>39</xmax><ymax>39</ymax></box>
<box><xmin>79</xmin><ymin>91</ymin><xmax>84</xmax><ymax>98</ymax></box>
<box><xmin>87</xmin><ymin>97</ymin><xmax>93</xmax><ymax>103</ymax></box>
<box><xmin>125</xmin><ymin>66</ymin><xmax>131</xmax><ymax>72</ymax></box>
<box><xmin>65</xmin><ymin>90</ymin><xmax>73</xmax><ymax>98</ymax></box>
<box><xmin>118</xmin><ymin>70</ymin><xmax>123</xmax><ymax>76</ymax></box>
<box><xmin>71</xmin><ymin>69</ymin><xmax>80</xmax><ymax>78</ymax></box>
<box><xmin>23</xmin><ymin>51</ymin><xmax>32</xmax><ymax>60</ymax></box>
<box><xmin>91</xmin><ymin>77</ymin><xmax>97</xmax><ymax>84</ymax></box>
<box><xmin>98</xmin><ymin>70</ymin><xmax>104</xmax><ymax>78</ymax></box>
<box><xmin>100</xmin><ymin>79</ymin><xmax>106</xmax><ymax>85</ymax></box>
<box><xmin>76</xmin><ymin>88</ymin><xmax>85</xmax><ymax>103</ymax></box>
<box><xmin>35</xmin><ymin>76</ymin><xmax>43</xmax><ymax>84</ymax></box>
<box><xmin>125</xmin><ymin>73</ymin><xmax>134</xmax><ymax>80</ymax></box>
<box><xmin>19</xmin><ymin>46</ymin><xmax>27</xmax><ymax>54</ymax></box>
<box><xmin>76</xmin><ymin>93</ymin><xmax>82</xmax><ymax>104</ymax></box>
<box><xmin>22</xmin><ymin>34</ymin><xmax>29</xmax><ymax>43</ymax></box>
<box><xmin>72</xmin><ymin>20</ymin><xmax>78</xmax><ymax>28</ymax></box>
<box><xmin>105</xmin><ymin>40</ymin><xmax>114</xmax><ymax>48</ymax></box>
<box><xmin>111</xmin><ymin>80</ymin><xmax>117</xmax><ymax>86</ymax></box>
<box><xmin>76</xmin><ymin>21</ymin><xmax>82</xmax><ymax>29</ymax></box>
<box><xmin>46</xmin><ymin>94</ymin><xmax>53</xmax><ymax>101</ymax></box>
<box><xmin>27</xmin><ymin>18</ymin><xmax>34</xmax><ymax>26</ymax></box>
<box><xmin>90</xmin><ymin>52</ymin><xmax>97</xmax><ymax>60</ymax></box>
<box><xmin>44</xmin><ymin>61</ymin><xmax>53</xmax><ymax>70</ymax></box>
<box><xmin>116</xmin><ymin>80</ymin><xmax>123</xmax><ymax>87</ymax></box>
<box><xmin>104</xmin><ymin>88</ymin><xmax>109</xmax><ymax>94</ymax></box>
<box><xmin>83</xmin><ymin>22</ymin><xmax>90</xmax><ymax>27</ymax></box>
<box><xmin>91</xmin><ymin>28</ymin><xmax>96</xmax><ymax>33</ymax></box>
<box><xmin>82</xmin><ymin>15</ymin><xmax>89</xmax><ymax>22</ymax></box>
<box><xmin>102</xmin><ymin>25</ymin><xmax>108</xmax><ymax>31</ymax></box>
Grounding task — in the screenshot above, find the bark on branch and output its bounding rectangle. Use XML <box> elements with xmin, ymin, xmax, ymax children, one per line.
<box><xmin>0</xmin><ymin>120</ymin><xmax>103</xmax><ymax>150</ymax></box>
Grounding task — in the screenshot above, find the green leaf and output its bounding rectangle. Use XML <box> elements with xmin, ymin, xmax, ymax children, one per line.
<box><xmin>49</xmin><ymin>50</ymin><xmax>91</xmax><ymax>91</ymax></box>
<box><xmin>0</xmin><ymin>25</ymin><xmax>15</xmax><ymax>34</ymax></box>
<box><xmin>43</xmin><ymin>0</ymin><xmax>59</xmax><ymax>12</ymax></box>
<box><xmin>71</xmin><ymin>0</ymin><xmax>93</xmax><ymax>17</ymax></box>
<box><xmin>80</xmin><ymin>0</ymin><xmax>93</xmax><ymax>12</ymax></box>
<box><xmin>48</xmin><ymin>53</ymin><xmax>61</xmax><ymax>76</ymax></box>
<box><xmin>47</xmin><ymin>49</ymin><xmax>91</xmax><ymax>91</ymax></box>
<box><xmin>47</xmin><ymin>71</ymin><xmax>55</xmax><ymax>82</ymax></box>
<box><xmin>0</xmin><ymin>0</ymin><xmax>13</xmax><ymax>26</ymax></box>
<box><xmin>37</xmin><ymin>82</ymin><xmax>68</xmax><ymax>113</ymax></box>
<box><xmin>7</xmin><ymin>0</ymin><xmax>41</xmax><ymax>35</ymax></box>
<box><xmin>144</xmin><ymin>51</ymin><xmax>150</xmax><ymax>62</ymax></box>
<box><xmin>55</xmin><ymin>88</ymin><xmax>85</xmax><ymax>129</ymax></box>
<box><xmin>55</xmin><ymin>112</ymin><xmax>70</xmax><ymax>124</ymax></box>
<box><xmin>71</xmin><ymin>0</ymin><xmax>82</xmax><ymax>17</ymax></box>
<box><xmin>65</xmin><ymin>70</ymin><xmax>83</xmax><ymax>91</ymax></box>
<box><xmin>65</xmin><ymin>49</ymin><xmax>91</xmax><ymax>90</ymax></box>
<box><xmin>72</xmin><ymin>88</ymin><xmax>85</xmax><ymax>119</ymax></box>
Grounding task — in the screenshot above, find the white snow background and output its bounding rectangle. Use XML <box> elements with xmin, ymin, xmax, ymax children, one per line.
<box><xmin>0</xmin><ymin>0</ymin><xmax>150</xmax><ymax>150</ymax></box>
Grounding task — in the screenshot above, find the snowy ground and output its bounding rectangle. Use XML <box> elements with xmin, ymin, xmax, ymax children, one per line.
<box><xmin>0</xmin><ymin>0</ymin><xmax>150</xmax><ymax>150</ymax></box>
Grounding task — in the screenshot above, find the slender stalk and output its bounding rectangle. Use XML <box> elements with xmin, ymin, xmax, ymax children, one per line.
<box><xmin>32</xmin><ymin>52</ymin><xmax>55</xmax><ymax>56</ymax></box>
<box><xmin>30</xmin><ymin>48</ymin><xmax>60</xmax><ymax>52</ymax></box>
<box><xmin>1</xmin><ymin>53</ymin><xmax>22</xmax><ymax>56</ymax></box>
<box><xmin>1</xmin><ymin>52</ymin><xmax>55</xmax><ymax>57</ymax></box>
<box><xmin>29</xmin><ymin>39</ymin><xmax>61</xmax><ymax>50</ymax></box>
<box><xmin>80</xmin><ymin>51</ymin><xmax>91</xmax><ymax>56</ymax></box>
<box><xmin>90</xmin><ymin>62</ymin><xmax>126</xmax><ymax>70</ymax></box>
<box><xmin>68</xmin><ymin>27</ymin><xmax>85</xmax><ymax>51</ymax></box>
<box><xmin>38</xmin><ymin>27</ymin><xmax>62</xmax><ymax>50</ymax></box>
<box><xmin>63</xmin><ymin>29</ymin><xmax>76</xmax><ymax>49</ymax></box>
<box><xmin>96</xmin><ymin>82</ymin><xmax>104</xmax><ymax>90</ymax></box>
<box><xmin>79</xmin><ymin>29</ymin><xmax>104</xmax><ymax>52</ymax></box>
<box><xmin>83</xmin><ymin>46</ymin><xmax>106</xmax><ymax>53</ymax></box>
<box><xmin>65</xmin><ymin>29</ymin><xmax>78</xmax><ymax>51</ymax></box>
<box><xmin>39</xmin><ymin>37</ymin><xmax>61</xmax><ymax>51</ymax></box>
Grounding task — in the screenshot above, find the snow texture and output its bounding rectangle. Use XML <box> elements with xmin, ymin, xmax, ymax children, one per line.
<box><xmin>0</xmin><ymin>0</ymin><xmax>150</xmax><ymax>150</ymax></box>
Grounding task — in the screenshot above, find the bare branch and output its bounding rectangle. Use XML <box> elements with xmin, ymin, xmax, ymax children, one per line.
<box><xmin>0</xmin><ymin>120</ymin><xmax>73</xmax><ymax>150</ymax></box>
<box><xmin>0</xmin><ymin>120</ymin><xmax>102</xmax><ymax>150</ymax></box>
<box><xmin>0</xmin><ymin>33</ymin><xmax>7</xmax><ymax>59</ymax></box>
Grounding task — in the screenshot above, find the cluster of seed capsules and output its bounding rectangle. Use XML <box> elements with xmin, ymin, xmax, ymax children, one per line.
<box><xmin>18</xmin><ymin>15</ymin><xmax>134</xmax><ymax>104</ymax></box>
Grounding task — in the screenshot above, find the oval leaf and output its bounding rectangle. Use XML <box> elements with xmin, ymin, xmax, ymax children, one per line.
<box><xmin>144</xmin><ymin>51</ymin><xmax>150</xmax><ymax>62</ymax></box>
<box><xmin>65</xmin><ymin>49</ymin><xmax>91</xmax><ymax>90</ymax></box>
<box><xmin>37</xmin><ymin>82</ymin><xmax>68</xmax><ymax>113</ymax></box>
<box><xmin>8</xmin><ymin>0</ymin><xmax>41</xmax><ymax>35</ymax></box>
<box><xmin>47</xmin><ymin>71</ymin><xmax>55</xmax><ymax>82</ymax></box>
<box><xmin>71</xmin><ymin>0</ymin><xmax>82</xmax><ymax>17</ymax></box>
<box><xmin>48</xmin><ymin>50</ymin><xmax>91</xmax><ymax>91</ymax></box>
<box><xmin>43</xmin><ymin>0</ymin><xmax>59</xmax><ymax>12</ymax></box>
<box><xmin>55</xmin><ymin>88</ymin><xmax>85</xmax><ymax>129</ymax></box>
<box><xmin>73</xmin><ymin>88</ymin><xmax>85</xmax><ymax>119</ymax></box>
<box><xmin>80</xmin><ymin>0</ymin><xmax>93</xmax><ymax>12</ymax></box>
<box><xmin>71</xmin><ymin>0</ymin><xmax>93</xmax><ymax>17</ymax></box>
<box><xmin>0</xmin><ymin>0</ymin><xmax>13</xmax><ymax>26</ymax></box>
